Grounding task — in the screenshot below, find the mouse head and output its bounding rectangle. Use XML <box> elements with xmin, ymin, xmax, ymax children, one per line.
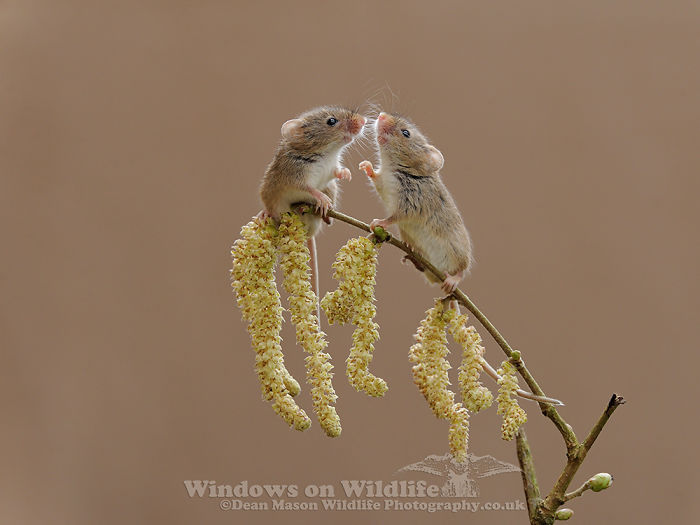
<box><xmin>374</xmin><ymin>112</ymin><xmax>444</xmax><ymax>176</ymax></box>
<box><xmin>280</xmin><ymin>106</ymin><xmax>366</xmax><ymax>155</ymax></box>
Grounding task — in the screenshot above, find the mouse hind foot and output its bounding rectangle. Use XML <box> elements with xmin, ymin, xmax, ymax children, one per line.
<box><xmin>441</xmin><ymin>270</ymin><xmax>466</xmax><ymax>294</ymax></box>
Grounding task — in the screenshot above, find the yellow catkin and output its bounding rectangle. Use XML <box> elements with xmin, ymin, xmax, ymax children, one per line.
<box><xmin>496</xmin><ymin>360</ymin><xmax>528</xmax><ymax>440</ymax></box>
<box><xmin>449</xmin><ymin>313</ymin><xmax>494</xmax><ymax>413</ymax></box>
<box><xmin>448</xmin><ymin>406</ymin><xmax>470</xmax><ymax>462</ymax></box>
<box><xmin>278</xmin><ymin>213</ymin><xmax>341</xmax><ymax>437</ymax></box>
<box><xmin>321</xmin><ymin>237</ymin><xmax>387</xmax><ymax>397</ymax></box>
<box><xmin>409</xmin><ymin>301</ymin><xmax>469</xmax><ymax>462</ymax></box>
<box><xmin>230</xmin><ymin>218</ymin><xmax>310</xmax><ymax>430</ymax></box>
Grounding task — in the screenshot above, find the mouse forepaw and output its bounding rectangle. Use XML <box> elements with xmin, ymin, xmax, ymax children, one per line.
<box><xmin>359</xmin><ymin>160</ymin><xmax>376</xmax><ymax>179</ymax></box>
<box><xmin>334</xmin><ymin>166</ymin><xmax>352</xmax><ymax>182</ymax></box>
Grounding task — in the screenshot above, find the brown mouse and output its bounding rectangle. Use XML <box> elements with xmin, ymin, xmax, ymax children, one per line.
<box><xmin>359</xmin><ymin>111</ymin><xmax>473</xmax><ymax>293</ymax></box>
<box><xmin>259</xmin><ymin>106</ymin><xmax>366</xmax><ymax>231</ymax></box>
<box><xmin>259</xmin><ymin>106</ymin><xmax>366</xmax><ymax>313</ymax></box>
<box><xmin>359</xmin><ymin>115</ymin><xmax>565</xmax><ymax>407</ymax></box>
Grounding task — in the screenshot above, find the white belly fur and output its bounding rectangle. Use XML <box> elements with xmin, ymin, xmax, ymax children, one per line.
<box><xmin>401</xmin><ymin>221</ymin><xmax>455</xmax><ymax>276</ymax></box>
<box><xmin>278</xmin><ymin>155</ymin><xmax>338</xmax><ymax>212</ymax></box>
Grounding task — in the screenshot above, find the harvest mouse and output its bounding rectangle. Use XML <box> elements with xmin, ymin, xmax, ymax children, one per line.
<box><xmin>359</xmin><ymin>111</ymin><xmax>472</xmax><ymax>294</ymax></box>
<box><xmin>359</xmin><ymin>113</ymin><xmax>563</xmax><ymax>407</ymax></box>
<box><xmin>259</xmin><ymin>106</ymin><xmax>367</xmax><ymax>312</ymax></box>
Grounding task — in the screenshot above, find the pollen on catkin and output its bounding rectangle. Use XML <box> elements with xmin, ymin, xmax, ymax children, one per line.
<box><xmin>448</xmin><ymin>406</ymin><xmax>470</xmax><ymax>463</ymax></box>
<box><xmin>230</xmin><ymin>217</ymin><xmax>310</xmax><ymax>431</ymax></box>
<box><xmin>448</xmin><ymin>313</ymin><xmax>494</xmax><ymax>413</ymax></box>
<box><xmin>496</xmin><ymin>360</ymin><xmax>528</xmax><ymax>440</ymax></box>
<box><xmin>278</xmin><ymin>213</ymin><xmax>341</xmax><ymax>438</ymax></box>
<box><xmin>409</xmin><ymin>300</ymin><xmax>469</xmax><ymax>462</ymax></box>
<box><xmin>321</xmin><ymin>237</ymin><xmax>387</xmax><ymax>397</ymax></box>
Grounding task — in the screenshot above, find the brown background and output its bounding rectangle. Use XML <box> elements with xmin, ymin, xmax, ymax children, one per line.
<box><xmin>2</xmin><ymin>1</ymin><xmax>698</xmax><ymax>524</ymax></box>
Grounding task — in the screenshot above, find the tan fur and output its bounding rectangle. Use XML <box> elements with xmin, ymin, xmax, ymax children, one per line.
<box><xmin>260</xmin><ymin>106</ymin><xmax>365</xmax><ymax>236</ymax></box>
<box><xmin>365</xmin><ymin>112</ymin><xmax>473</xmax><ymax>282</ymax></box>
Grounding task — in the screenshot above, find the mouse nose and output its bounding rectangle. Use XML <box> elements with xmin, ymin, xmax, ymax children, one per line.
<box><xmin>348</xmin><ymin>115</ymin><xmax>366</xmax><ymax>134</ymax></box>
<box><xmin>376</xmin><ymin>112</ymin><xmax>393</xmax><ymax>135</ymax></box>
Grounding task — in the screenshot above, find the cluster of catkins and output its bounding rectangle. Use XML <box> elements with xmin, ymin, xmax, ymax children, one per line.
<box><xmin>321</xmin><ymin>236</ymin><xmax>387</xmax><ymax>398</ymax></box>
<box><xmin>409</xmin><ymin>300</ymin><xmax>527</xmax><ymax>461</ymax></box>
<box><xmin>409</xmin><ymin>302</ymin><xmax>471</xmax><ymax>461</ymax></box>
<box><xmin>232</xmin><ymin>217</ymin><xmax>527</xmax><ymax>457</ymax></box>
<box><xmin>496</xmin><ymin>361</ymin><xmax>528</xmax><ymax>441</ymax></box>
<box><xmin>231</xmin><ymin>214</ymin><xmax>340</xmax><ymax>437</ymax></box>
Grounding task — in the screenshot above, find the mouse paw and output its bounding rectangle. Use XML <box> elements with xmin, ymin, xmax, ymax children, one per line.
<box><xmin>334</xmin><ymin>167</ymin><xmax>352</xmax><ymax>182</ymax></box>
<box><xmin>370</xmin><ymin>218</ymin><xmax>391</xmax><ymax>231</ymax></box>
<box><xmin>359</xmin><ymin>160</ymin><xmax>376</xmax><ymax>179</ymax></box>
<box><xmin>315</xmin><ymin>192</ymin><xmax>333</xmax><ymax>218</ymax></box>
<box><xmin>441</xmin><ymin>272</ymin><xmax>464</xmax><ymax>294</ymax></box>
<box><xmin>256</xmin><ymin>209</ymin><xmax>272</xmax><ymax>222</ymax></box>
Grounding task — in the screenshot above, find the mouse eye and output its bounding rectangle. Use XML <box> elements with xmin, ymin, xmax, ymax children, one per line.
<box><xmin>401</xmin><ymin>129</ymin><xmax>411</xmax><ymax>138</ymax></box>
<box><xmin>327</xmin><ymin>117</ymin><xmax>338</xmax><ymax>126</ymax></box>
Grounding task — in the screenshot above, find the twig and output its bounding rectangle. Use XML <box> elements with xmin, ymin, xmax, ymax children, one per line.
<box><xmin>509</xmin><ymin>351</ymin><xmax>578</xmax><ymax>451</ymax></box>
<box><xmin>539</xmin><ymin>394</ymin><xmax>625</xmax><ymax>518</ymax></box>
<box><xmin>581</xmin><ymin>393</ymin><xmax>626</xmax><ymax>453</ymax></box>
<box><xmin>516</xmin><ymin>430</ymin><xmax>541</xmax><ymax>521</ymax></box>
<box><xmin>480</xmin><ymin>359</ymin><xmax>563</xmax><ymax>406</ymax></box>
<box><xmin>562</xmin><ymin>480</ymin><xmax>591</xmax><ymax>503</ymax></box>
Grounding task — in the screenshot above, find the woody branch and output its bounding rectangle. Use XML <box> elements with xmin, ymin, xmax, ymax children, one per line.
<box><xmin>300</xmin><ymin>206</ymin><xmax>624</xmax><ymax>525</ymax></box>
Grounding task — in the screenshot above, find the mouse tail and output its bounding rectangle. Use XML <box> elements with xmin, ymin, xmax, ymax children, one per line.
<box><xmin>308</xmin><ymin>237</ymin><xmax>321</xmax><ymax>327</ymax></box>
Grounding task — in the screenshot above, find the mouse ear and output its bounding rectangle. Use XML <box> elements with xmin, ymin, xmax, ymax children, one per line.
<box><xmin>426</xmin><ymin>145</ymin><xmax>444</xmax><ymax>172</ymax></box>
<box><xmin>281</xmin><ymin>119</ymin><xmax>304</xmax><ymax>139</ymax></box>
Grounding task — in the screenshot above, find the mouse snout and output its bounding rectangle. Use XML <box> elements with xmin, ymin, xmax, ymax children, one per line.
<box><xmin>346</xmin><ymin>115</ymin><xmax>366</xmax><ymax>135</ymax></box>
<box><xmin>376</xmin><ymin>113</ymin><xmax>395</xmax><ymax>136</ymax></box>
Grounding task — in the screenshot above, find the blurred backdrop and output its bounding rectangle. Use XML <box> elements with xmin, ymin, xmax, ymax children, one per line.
<box><xmin>2</xmin><ymin>1</ymin><xmax>698</xmax><ymax>523</ymax></box>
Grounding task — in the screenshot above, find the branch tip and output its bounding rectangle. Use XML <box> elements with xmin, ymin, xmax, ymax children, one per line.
<box><xmin>608</xmin><ymin>393</ymin><xmax>625</xmax><ymax>410</ymax></box>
